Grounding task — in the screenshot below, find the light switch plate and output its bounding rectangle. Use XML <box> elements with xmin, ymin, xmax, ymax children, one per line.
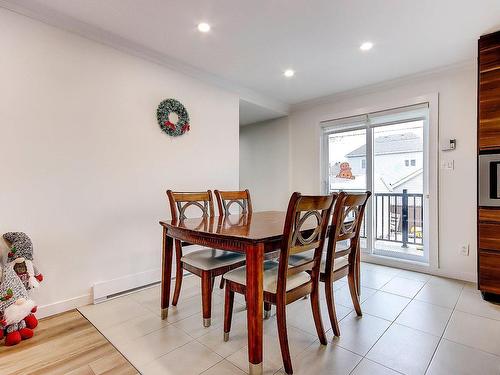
<box><xmin>441</xmin><ymin>160</ymin><xmax>454</xmax><ymax>170</ymax></box>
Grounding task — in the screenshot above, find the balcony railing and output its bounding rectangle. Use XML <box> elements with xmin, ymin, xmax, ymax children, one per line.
<box><xmin>374</xmin><ymin>190</ymin><xmax>423</xmax><ymax>247</ymax></box>
<box><xmin>332</xmin><ymin>189</ymin><xmax>423</xmax><ymax>248</ymax></box>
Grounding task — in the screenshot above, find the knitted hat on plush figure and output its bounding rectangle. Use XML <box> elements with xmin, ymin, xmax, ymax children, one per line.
<box><xmin>3</xmin><ymin>232</ymin><xmax>43</xmax><ymax>290</ymax></box>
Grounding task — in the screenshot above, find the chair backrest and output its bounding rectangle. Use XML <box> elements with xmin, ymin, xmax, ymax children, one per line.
<box><xmin>276</xmin><ymin>192</ymin><xmax>336</xmax><ymax>295</ymax></box>
<box><xmin>323</xmin><ymin>191</ymin><xmax>371</xmax><ymax>275</ymax></box>
<box><xmin>166</xmin><ymin>190</ymin><xmax>215</xmax><ymax>221</ymax></box>
<box><xmin>214</xmin><ymin>189</ymin><xmax>252</xmax><ymax>215</ymax></box>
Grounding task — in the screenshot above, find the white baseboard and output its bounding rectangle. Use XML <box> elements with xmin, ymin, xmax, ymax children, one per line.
<box><xmin>37</xmin><ymin>294</ymin><xmax>92</xmax><ymax>319</ymax></box>
<box><xmin>93</xmin><ymin>268</ymin><xmax>161</xmax><ymax>303</ymax></box>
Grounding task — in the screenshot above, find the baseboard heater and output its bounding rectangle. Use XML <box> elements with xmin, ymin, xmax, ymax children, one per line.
<box><xmin>92</xmin><ymin>268</ymin><xmax>162</xmax><ymax>304</ymax></box>
<box><xmin>92</xmin><ymin>246</ymin><xmax>205</xmax><ymax>304</ymax></box>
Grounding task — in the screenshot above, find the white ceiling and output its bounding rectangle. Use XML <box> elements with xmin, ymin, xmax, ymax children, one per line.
<box><xmin>3</xmin><ymin>0</ymin><xmax>500</xmax><ymax>122</ymax></box>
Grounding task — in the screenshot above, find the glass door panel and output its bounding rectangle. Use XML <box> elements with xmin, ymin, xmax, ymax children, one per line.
<box><xmin>327</xmin><ymin>129</ymin><xmax>368</xmax><ymax>250</ymax></box>
<box><xmin>372</xmin><ymin>121</ymin><xmax>425</xmax><ymax>261</ymax></box>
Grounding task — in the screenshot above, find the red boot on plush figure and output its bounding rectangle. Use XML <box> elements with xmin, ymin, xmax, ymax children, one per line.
<box><xmin>19</xmin><ymin>326</ymin><xmax>34</xmax><ymax>340</ymax></box>
<box><xmin>5</xmin><ymin>330</ymin><xmax>21</xmax><ymax>346</ymax></box>
<box><xmin>24</xmin><ymin>312</ymin><xmax>38</xmax><ymax>329</ymax></box>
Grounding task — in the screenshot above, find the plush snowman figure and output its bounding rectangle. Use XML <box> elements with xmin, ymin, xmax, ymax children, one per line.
<box><xmin>0</xmin><ymin>263</ymin><xmax>37</xmax><ymax>346</ymax></box>
<box><xmin>3</xmin><ymin>232</ymin><xmax>43</xmax><ymax>290</ymax></box>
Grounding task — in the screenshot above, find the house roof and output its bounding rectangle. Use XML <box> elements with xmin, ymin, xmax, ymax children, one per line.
<box><xmin>346</xmin><ymin>133</ymin><xmax>422</xmax><ymax>157</ymax></box>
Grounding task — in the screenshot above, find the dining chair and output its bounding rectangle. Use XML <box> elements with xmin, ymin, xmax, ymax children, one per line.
<box><xmin>214</xmin><ymin>189</ymin><xmax>253</xmax><ymax>289</ymax></box>
<box><xmin>223</xmin><ymin>192</ymin><xmax>335</xmax><ymax>375</ymax></box>
<box><xmin>290</xmin><ymin>191</ymin><xmax>370</xmax><ymax>337</ymax></box>
<box><xmin>166</xmin><ymin>190</ymin><xmax>246</xmax><ymax>327</ymax></box>
<box><xmin>322</xmin><ymin>191</ymin><xmax>370</xmax><ymax>336</ymax></box>
<box><xmin>214</xmin><ymin>189</ymin><xmax>253</xmax><ymax>215</ymax></box>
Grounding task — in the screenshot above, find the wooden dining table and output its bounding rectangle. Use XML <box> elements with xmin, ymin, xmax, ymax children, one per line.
<box><xmin>159</xmin><ymin>210</ymin><xmax>360</xmax><ymax>375</ymax></box>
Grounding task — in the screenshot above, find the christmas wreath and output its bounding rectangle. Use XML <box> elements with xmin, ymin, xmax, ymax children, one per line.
<box><xmin>157</xmin><ymin>98</ymin><xmax>190</xmax><ymax>137</ymax></box>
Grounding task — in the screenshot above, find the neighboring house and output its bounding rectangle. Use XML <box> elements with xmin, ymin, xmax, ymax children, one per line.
<box><xmin>330</xmin><ymin>132</ymin><xmax>423</xmax><ymax>194</ymax></box>
<box><xmin>330</xmin><ymin>132</ymin><xmax>424</xmax><ymax>241</ymax></box>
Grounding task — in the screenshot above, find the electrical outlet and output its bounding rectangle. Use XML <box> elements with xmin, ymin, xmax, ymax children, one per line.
<box><xmin>460</xmin><ymin>244</ymin><xmax>470</xmax><ymax>256</ymax></box>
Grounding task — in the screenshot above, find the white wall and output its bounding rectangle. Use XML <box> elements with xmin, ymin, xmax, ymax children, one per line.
<box><xmin>240</xmin><ymin>64</ymin><xmax>478</xmax><ymax>281</ymax></box>
<box><xmin>0</xmin><ymin>8</ymin><xmax>239</xmax><ymax>315</ymax></box>
<box><xmin>288</xmin><ymin>64</ymin><xmax>477</xmax><ymax>281</ymax></box>
<box><xmin>239</xmin><ymin>117</ymin><xmax>290</xmax><ymax>211</ymax></box>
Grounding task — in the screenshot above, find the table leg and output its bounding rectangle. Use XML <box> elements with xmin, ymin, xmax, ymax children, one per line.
<box><xmin>245</xmin><ymin>242</ymin><xmax>264</xmax><ymax>375</ymax></box>
<box><xmin>161</xmin><ymin>227</ymin><xmax>173</xmax><ymax>319</ymax></box>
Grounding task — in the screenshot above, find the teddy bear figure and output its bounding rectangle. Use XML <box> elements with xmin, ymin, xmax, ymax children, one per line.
<box><xmin>3</xmin><ymin>232</ymin><xmax>43</xmax><ymax>290</ymax></box>
<box><xmin>0</xmin><ymin>263</ymin><xmax>38</xmax><ymax>346</ymax></box>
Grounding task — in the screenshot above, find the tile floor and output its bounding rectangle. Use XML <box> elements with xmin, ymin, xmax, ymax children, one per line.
<box><xmin>78</xmin><ymin>262</ymin><xmax>500</xmax><ymax>375</ymax></box>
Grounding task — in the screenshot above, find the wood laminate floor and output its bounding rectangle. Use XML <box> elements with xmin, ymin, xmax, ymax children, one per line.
<box><xmin>0</xmin><ymin>310</ymin><xmax>138</xmax><ymax>375</ymax></box>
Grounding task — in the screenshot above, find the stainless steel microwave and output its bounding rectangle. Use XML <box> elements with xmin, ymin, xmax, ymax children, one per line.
<box><xmin>479</xmin><ymin>154</ymin><xmax>500</xmax><ymax>206</ymax></box>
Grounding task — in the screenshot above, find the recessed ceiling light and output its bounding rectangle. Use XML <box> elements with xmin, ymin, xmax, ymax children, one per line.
<box><xmin>360</xmin><ymin>41</ymin><xmax>374</xmax><ymax>51</ymax></box>
<box><xmin>284</xmin><ymin>69</ymin><xmax>295</xmax><ymax>78</ymax></box>
<box><xmin>197</xmin><ymin>22</ymin><xmax>211</xmax><ymax>33</ymax></box>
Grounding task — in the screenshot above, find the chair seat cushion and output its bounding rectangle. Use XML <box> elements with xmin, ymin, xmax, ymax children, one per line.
<box><xmin>289</xmin><ymin>250</ymin><xmax>350</xmax><ymax>274</ymax></box>
<box><xmin>181</xmin><ymin>249</ymin><xmax>245</xmax><ymax>271</ymax></box>
<box><xmin>223</xmin><ymin>260</ymin><xmax>311</xmax><ymax>294</ymax></box>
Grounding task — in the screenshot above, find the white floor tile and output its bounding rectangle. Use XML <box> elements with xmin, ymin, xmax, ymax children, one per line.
<box><xmin>226</xmin><ymin>346</ymin><xmax>283</xmax><ymax>374</ymax></box>
<box><xmin>319</xmin><ymin>279</ymin><xmax>347</xmax><ymax>301</ymax></box>
<box><xmin>172</xmin><ymin>302</ymin><xmax>246</xmax><ymax>339</ymax></box>
<box><xmin>444</xmin><ymin>310</ymin><xmax>500</xmax><ymax>356</ymax></box>
<box><xmin>78</xmin><ymin>295</ymin><xmax>152</xmax><ymax>330</ymax></box>
<box><xmin>263</xmin><ymin>323</ymin><xmax>318</xmax><ymax>370</ymax></box>
<box><xmin>225</xmin><ymin>316</ymin><xmax>319</xmax><ymax>373</ymax></box>
<box><xmin>162</xmin><ymin>293</ymin><xmax>223</xmax><ymax>323</ymax></box>
<box><xmin>427</xmin><ymin>339</ymin><xmax>500</xmax><ymax>375</ymax></box>
<box><xmin>396</xmin><ymin>269</ymin><xmax>432</xmax><ymax>282</ymax></box>
<box><xmin>332</xmin><ymin>311</ymin><xmax>391</xmax><ymax>356</ymax></box>
<box><xmin>427</xmin><ymin>276</ymin><xmax>465</xmax><ymax>289</ymax></box>
<box><xmin>117</xmin><ymin>325</ymin><xmax>192</xmax><ymax>367</ymax></box>
<box><xmin>351</xmin><ymin>358</ymin><xmax>401</xmax><ymax>375</ymax></box>
<box><xmin>281</xmin><ymin>342</ymin><xmax>362</xmax><ymax>375</ymax></box>
<box><xmin>366</xmin><ymin>323</ymin><xmax>439</xmax><ymax>375</ymax></box>
<box><xmin>140</xmin><ymin>341</ymin><xmax>222</xmax><ymax>375</ymax></box>
<box><xmin>381</xmin><ymin>276</ymin><xmax>425</xmax><ymax>298</ymax></box>
<box><xmin>197</xmin><ymin>315</ymin><xmax>248</xmax><ymax>358</ymax></box>
<box><xmin>395</xmin><ymin>299</ymin><xmax>452</xmax><ymax>337</ymax></box>
<box><xmin>334</xmin><ymin>285</ymin><xmax>377</xmax><ymax>307</ymax></box>
<box><xmin>360</xmin><ymin>269</ymin><xmax>394</xmax><ymax>289</ymax></box>
<box><xmin>172</xmin><ymin>311</ymin><xmax>220</xmax><ymax>339</ymax></box>
<box><xmin>363</xmin><ymin>263</ymin><xmax>401</xmax><ymax>276</ymax></box>
<box><xmin>200</xmin><ymin>360</ymin><xmax>246</xmax><ymax>375</ymax></box>
<box><xmin>455</xmin><ymin>289</ymin><xmax>500</xmax><ymax>321</ymax></box>
<box><xmin>414</xmin><ymin>282</ymin><xmax>462</xmax><ymax>309</ymax></box>
<box><xmin>80</xmin><ymin>264</ymin><xmax>500</xmax><ymax>375</ymax></box>
<box><xmin>361</xmin><ymin>291</ymin><xmax>410</xmax><ymax>321</ymax></box>
<box><xmin>286</xmin><ymin>296</ymin><xmax>352</xmax><ymax>335</ymax></box>
<box><xmin>99</xmin><ymin>310</ymin><xmax>169</xmax><ymax>346</ymax></box>
<box><xmin>128</xmin><ymin>285</ymin><xmax>162</xmax><ymax>305</ymax></box>
<box><xmin>462</xmin><ymin>281</ymin><xmax>479</xmax><ymax>293</ymax></box>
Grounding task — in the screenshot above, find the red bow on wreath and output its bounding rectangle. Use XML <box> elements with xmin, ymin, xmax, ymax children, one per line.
<box><xmin>164</xmin><ymin>121</ymin><xmax>176</xmax><ymax>130</ymax></box>
<box><xmin>181</xmin><ymin>123</ymin><xmax>190</xmax><ymax>132</ymax></box>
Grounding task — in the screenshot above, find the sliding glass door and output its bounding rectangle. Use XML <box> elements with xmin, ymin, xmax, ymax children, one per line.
<box><xmin>322</xmin><ymin>104</ymin><xmax>429</xmax><ymax>263</ymax></box>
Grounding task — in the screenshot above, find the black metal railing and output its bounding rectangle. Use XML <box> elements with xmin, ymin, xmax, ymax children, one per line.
<box><xmin>330</xmin><ymin>189</ymin><xmax>423</xmax><ymax>247</ymax></box>
<box><xmin>375</xmin><ymin>189</ymin><xmax>423</xmax><ymax>247</ymax></box>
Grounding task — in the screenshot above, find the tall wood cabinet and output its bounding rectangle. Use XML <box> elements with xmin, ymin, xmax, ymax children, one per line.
<box><xmin>478</xmin><ymin>31</ymin><xmax>500</xmax><ymax>299</ymax></box>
